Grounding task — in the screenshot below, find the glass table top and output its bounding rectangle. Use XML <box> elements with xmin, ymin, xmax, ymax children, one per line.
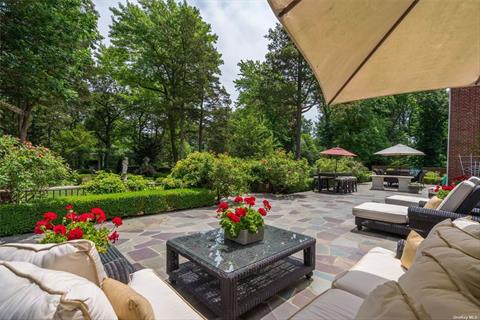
<box><xmin>167</xmin><ymin>225</ymin><xmax>314</xmax><ymax>273</ymax></box>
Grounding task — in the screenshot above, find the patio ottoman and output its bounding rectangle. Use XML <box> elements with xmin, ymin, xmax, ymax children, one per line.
<box><xmin>290</xmin><ymin>288</ymin><xmax>363</xmax><ymax>320</ymax></box>
<box><xmin>385</xmin><ymin>195</ymin><xmax>428</xmax><ymax>207</ymax></box>
<box><xmin>352</xmin><ymin>202</ymin><xmax>408</xmax><ymax>224</ymax></box>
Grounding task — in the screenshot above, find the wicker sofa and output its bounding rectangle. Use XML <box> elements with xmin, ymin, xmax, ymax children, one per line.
<box><xmin>290</xmin><ymin>218</ymin><xmax>480</xmax><ymax>319</ymax></box>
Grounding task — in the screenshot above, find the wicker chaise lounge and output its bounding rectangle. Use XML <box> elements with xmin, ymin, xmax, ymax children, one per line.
<box><xmin>353</xmin><ymin>177</ymin><xmax>480</xmax><ymax>236</ymax></box>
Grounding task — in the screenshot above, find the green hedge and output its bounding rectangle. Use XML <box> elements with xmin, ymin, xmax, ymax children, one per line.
<box><xmin>0</xmin><ymin>188</ymin><xmax>215</xmax><ymax>237</ymax></box>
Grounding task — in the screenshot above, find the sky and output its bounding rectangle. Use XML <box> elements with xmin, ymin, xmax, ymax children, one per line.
<box><xmin>93</xmin><ymin>0</ymin><xmax>318</xmax><ymax>120</ymax></box>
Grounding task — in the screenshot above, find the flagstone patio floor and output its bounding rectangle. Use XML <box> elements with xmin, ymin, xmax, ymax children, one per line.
<box><xmin>2</xmin><ymin>183</ymin><xmax>430</xmax><ymax>319</ymax></box>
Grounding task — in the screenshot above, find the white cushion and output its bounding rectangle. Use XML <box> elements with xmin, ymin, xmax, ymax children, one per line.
<box><xmin>467</xmin><ymin>176</ymin><xmax>480</xmax><ymax>185</ymax></box>
<box><xmin>332</xmin><ymin>247</ymin><xmax>405</xmax><ymax>298</ymax></box>
<box><xmin>290</xmin><ymin>289</ymin><xmax>363</xmax><ymax>320</ymax></box>
<box><xmin>128</xmin><ymin>269</ymin><xmax>203</xmax><ymax>320</ymax></box>
<box><xmin>0</xmin><ymin>260</ymin><xmax>117</xmax><ymax>320</ymax></box>
<box><xmin>0</xmin><ymin>240</ymin><xmax>107</xmax><ymax>285</ymax></box>
<box><xmin>437</xmin><ymin>180</ymin><xmax>475</xmax><ymax>212</ymax></box>
<box><xmin>353</xmin><ymin>202</ymin><xmax>408</xmax><ymax>224</ymax></box>
<box><xmin>385</xmin><ymin>195</ymin><xmax>428</xmax><ymax>207</ymax></box>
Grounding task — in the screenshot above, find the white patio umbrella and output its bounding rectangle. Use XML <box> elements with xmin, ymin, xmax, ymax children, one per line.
<box><xmin>267</xmin><ymin>0</ymin><xmax>480</xmax><ymax>105</ymax></box>
<box><xmin>374</xmin><ymin>144</ymin><xmax>425</xmax><ymax>156</ymax></box>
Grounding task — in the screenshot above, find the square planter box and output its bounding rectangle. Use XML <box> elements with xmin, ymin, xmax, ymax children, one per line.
<box><xmin>226</xmin><ymin>228</ymin><xmax>264</xmax><ymax>245</ymax></box>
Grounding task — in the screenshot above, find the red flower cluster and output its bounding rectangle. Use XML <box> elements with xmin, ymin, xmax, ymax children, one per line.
<box><xmin>67</xmin><ymin>228</ymin><xmax>83</xmax><ymax>240</ymax></box>
<box><xmin>434</xmin><ymin>185</ymin><xmax>455</xmax><ymax>192</ymax></box>
<box><xmin>34</xmin><ymin>205</ymin><xmax>123</xmax><ymax>249</ymax></box>
<box><xmin>219</xmin><ymin>196</ymin><xmax>272</xmax><ymax>224</ymax></box>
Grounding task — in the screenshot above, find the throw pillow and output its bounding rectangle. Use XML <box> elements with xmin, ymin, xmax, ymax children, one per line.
<box><xmin>102</xmin><ymin>277</ymin><xmax>154</xmax><ymax>320</ymax></box>
<box><xmin>0</xmin><ymin>240</ymin><xmax>107</xmax><ymax>285</ymax></box>
<box><xmin>0</xmin><ymin>260</ymin><xmax>117</xmax><ymax>320</ymax></box>
<box><xmin>423</xmin><ymin>196</ymin><xmax>442</xmax><ymax>209</ymax></box>
<box><xmin>400</xmin><ymin>230</ymin><xmax>424</xmax><ymax>269</ymax></box>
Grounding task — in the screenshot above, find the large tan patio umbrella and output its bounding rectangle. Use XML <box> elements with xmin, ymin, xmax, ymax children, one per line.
<box><xmin>267</xmin><ymin>0</ymin><xmax>480</xmax><ymax>105</ymax></box>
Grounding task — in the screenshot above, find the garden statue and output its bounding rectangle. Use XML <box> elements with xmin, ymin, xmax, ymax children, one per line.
<box><xmin>121</xmin><ymin>157</ymin><xmax>128</xmax><ymax>182</ymax></box>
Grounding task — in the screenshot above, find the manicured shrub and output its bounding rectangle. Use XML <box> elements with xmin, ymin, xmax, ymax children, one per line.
<box><xmin>156</xmin><ymin>176</ymin><xmax>185</xmax><ymax>190</ymax></box>
<box><xmin>0</xmin><ymin>188</ymin><xmax>215</xmax><ymax>237</ymax></box>
<box><xmin>124</xmin><ymin>174</ymin><xmax>151</xmax><ymax>191</ymax></box>
<box><xmin>82</xmin><ymin>171</ymin><xmax>127</xmax><ymax>194</ymax></box>
<box><xmin>250</xmin><ymin>151</ymin><xmax>313</xmax><ymax>193</ymax></box>
<box><xmin>209</xmin><ymin>154</ymin><xmax>250</xmax><ymax>200</ymax></box>
<box><xmin>170</xmin><ymin>152</ymin><xmax>215</xmax><ymax>187</ymax></box>
<box><xmin>423</xmin><ymin>171</ymin><xmax>442</xmax><ymax>184</ymax></box>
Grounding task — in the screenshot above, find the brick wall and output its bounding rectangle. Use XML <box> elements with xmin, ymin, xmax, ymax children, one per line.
<box><xmin>447</xmin><ymin>86</ymin><xmax>480</xmax><ymax>180</ymax></box>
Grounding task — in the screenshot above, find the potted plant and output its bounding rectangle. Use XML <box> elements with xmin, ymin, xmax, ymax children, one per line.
<box><xmin>216</xmin><ymin>196</ymin><xmax>271</xmax><ymax>245</ymax></box>
<box><xmin>408</xmin><ymin>182</ymin><xmax>424</xmax><ymax>194</ymax></box>
<box><xmin>34</xmin><ymin>204</ymin><xmax>123</xmax><ymax>254</ymax></box>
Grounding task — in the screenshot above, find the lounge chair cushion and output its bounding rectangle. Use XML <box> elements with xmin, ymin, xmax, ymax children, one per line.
<box><xmin>128</xmin><ymin>269</ymin><xmax>203</xmax><ymax>320</ymax></box>
<box><xmin>437</xmin><ymin>180</ymin><xmax>475</xmax><ymax>212</ymax></box>
<box><xmin>455</xmin><ymin>185</ymin><xmax>480</xmax><ymax>214</ymax></box>
<box><xmin>0</xmin><ymin>240</ymin><xmax>107</xmax><ymax>286</ymax></box>
<box><xmin>385</xmin><ymin>195</ymin><xmax>428</xmax><ymax>207</ymax></box>
<box><xmin>468</xmin><ymin>176</ymin><xmax>480</xmax><ymax>185</ymax></box>
<box><xmin>0</xmin><ymin>260</ymin><xmax>117</xmax><ymax>320</ymax></box>
<box><xmin>332</xmin><ymin>247</ymin><xmax>405</xmax><ymax>298</ymax></box>
<box><xmin>352</xmin><ymin>202</ymin><xmax>408</xmax><ymax>224</ymax></box>
<box><xmin>357</xmin><ymin>219</ymin><xmax>480</xmax><ymax>320</ymax></box>
<box><xmin>290</xmin><ymin>289</ymin><xmax>363</xmax><ymax>320</ymax></box>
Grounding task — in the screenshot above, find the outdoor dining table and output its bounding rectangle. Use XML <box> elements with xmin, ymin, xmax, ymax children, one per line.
<box><xmin>371</xmin><ymin>174</ymin><xmax>414</xmax><ymax>192</ymax></box>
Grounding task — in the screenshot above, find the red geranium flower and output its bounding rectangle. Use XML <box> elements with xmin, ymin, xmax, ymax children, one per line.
<box><xmin>108</xmin><ymin>231</ymin><xmax>120</xmax><ymax>243</ymax></box>
<box><xmin>434</xmin><ymin>185</ymin><xmax>440</xmax><ymax>192</ymax></box>
<box><xmin>244</xmin><ymin>197</ymin><xmax>255</xmax><ymax>207</ymax></box>
<box><xmin>234</xmin><ymin>196</ymin><xmax>243</xmax><ymax>203</ymax></box>
<box><xmin>43</xmin><ymin>212</ymin><xmax>57</xmax><ymax>221</ymax></box>
<box><xmin>91</xmin><ymin>208</ymin><xmax>106</xmax><ymax>224</ymax></box>
<box><xmin>227</xmin><ymin>212</ymin><xmax>240</xmax><ymax>223</ymax></box>
<box><xmin>67</xmin><ymin>228</ymin><xmax>83</xmax><ymax>240</ymax></box>
<box><xmin>77</xmin><ymin>213</ymin><xmax>95</xmax><ymax>222</ymax></box>
<box><xmin>235</xmin><ymin>207</ymin><xmax>247</xmax><ymax>217</ymax></box>
<box><xmin>65</xmin><ymin>204</ymin><xmax>73</xmax><ymax>211</ymax></box>
<box><xmin>65</xmin><ymin>212</ymin><xmax>77</xmax><ymax>221</ymax></box>
<box><xmin>258</xmin><ymin>207</ymin><xmax>267</xmax><ymax>216</ymax></box>
<box><xmin>34</xmin><ymin>219</ymin><xmax>51</xmax><ymax>234</ymax></box>
<box><xmin>53</xmin><ymin>225</ymin><xmax>67</xmax><ymax>235</ymax></box>
<box><xmin>112</xmin><ymin>216</ymin><xmax>123</xmax><ymax>227</ymax></box>
<box><xmin>217</xmin><ymin>201</ymin><xmax>229</xmax><ymax>212</ymax></box>
<box><xmin>263</xmin><ymin>199</ymin><xmax>271</xmax><ymax>210</ymax></box>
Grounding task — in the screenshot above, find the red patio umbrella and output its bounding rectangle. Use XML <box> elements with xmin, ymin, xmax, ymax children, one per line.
<box><xmin>320</xmin><ymin>147</ymin><xmax>357</xmax><ymax>174</ymax></box>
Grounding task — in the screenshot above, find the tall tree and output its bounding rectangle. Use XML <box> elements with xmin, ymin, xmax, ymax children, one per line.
<box><xmin>0</xmin><ymin>0</ymin><xmax>99</xmax><ymax>141</ymax></box>
<box><xmin>264</xmin><ymin>24</ymin><xmax>323</xmax><ymax>159</ymax></box>
<box><xmin>109</xmin><ymin>0</ymin><xmax>222</xmax><ymax>163</ymax></box>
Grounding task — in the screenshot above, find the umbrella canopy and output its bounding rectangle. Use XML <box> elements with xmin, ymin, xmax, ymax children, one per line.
<box><xmin>374</xmin><ymin>144</ymin><xmax>425</xmax><ymax>156</ymax></box>
<box><xmin>267</xmin><ymin>0</ymin><xmax>480</xmax><ymax>105</ymax></box>
<box><xmin>320</xmin><ymin>147</ymin><xmax>357</xmax><ymax>157</ymax></box>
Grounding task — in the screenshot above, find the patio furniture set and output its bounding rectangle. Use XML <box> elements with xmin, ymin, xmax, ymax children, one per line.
<box><xmin>2</xmin><ymin>216</ymin><xmax>478</xmax><ymax>319</ymax></box>
<box><xmin>353</xmin><ymin>176</ymin><xmax>480</xmax><ymax>237</ymax></box>
<box><xmin>371</xmin><ymin>168</ymin><xmax>425</xmax><ymax>192</ymax></box>
<box><xmin>314</xmin><ymin>173</ymin><xmax>358</xmax><ymax>194</ymax></box>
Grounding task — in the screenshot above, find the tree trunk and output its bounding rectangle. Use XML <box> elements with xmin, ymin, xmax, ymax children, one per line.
<box><xmin>18</xmin><ymin>104</ymin><xmax>33</xmax><ymax>142</ymax></box>
<box><xmin>294</xmin><ymin>103</ymin><xmax>302</xmax><ymax>159</ymax></box>
<box><xmin>168</xmin><ymin>112</ymin><xmax>178</xmax><ymax>163</ymax></box>
<box><xmin>198</xmin><ymin>94</ymin><xmax>205</xmax><ymax>152</ymax></box>
<box><xmin>179</xmin><ymin>103</ymin><xmax>185</xmax><ymax>160</ymax></box>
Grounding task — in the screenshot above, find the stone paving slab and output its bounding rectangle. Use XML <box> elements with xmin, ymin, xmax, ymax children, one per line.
<box><xmin>0</xmin><ymin>183</ymin><xmax>430</xmax><ymax>319</ymax></box>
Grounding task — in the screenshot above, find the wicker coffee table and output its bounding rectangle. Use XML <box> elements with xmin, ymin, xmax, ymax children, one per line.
<box><xmin>166</xmin><ymin>225</ymin><xmax>316</xmax><ymax>319</ymax></box>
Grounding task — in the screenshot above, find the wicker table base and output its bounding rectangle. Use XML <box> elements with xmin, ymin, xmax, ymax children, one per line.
<box><xmin>166</xmin><ymin>226</ymin><xmax>316</xmax><ymax>319</ymax></box>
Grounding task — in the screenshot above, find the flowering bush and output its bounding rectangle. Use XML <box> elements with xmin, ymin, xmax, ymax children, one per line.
<box><xmin>217</xmin><ymin>196</ymin><xmax>271</xmax><ymax>238</ymax></box>
<box><xmin>35</xmin><ymin>205</ymin><xmax>123</xmax><ymax>253</ymax></box>
<box><xmin>0</xmin><ymin>135</ymin><xmax>71</xmax><ymax>203</ymax></box>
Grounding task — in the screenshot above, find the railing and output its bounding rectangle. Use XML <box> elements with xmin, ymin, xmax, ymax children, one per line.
<box><xmin>0</xmin><ymin>185</ymin><xmax>87</xmax><ymax>204</ymax></box>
